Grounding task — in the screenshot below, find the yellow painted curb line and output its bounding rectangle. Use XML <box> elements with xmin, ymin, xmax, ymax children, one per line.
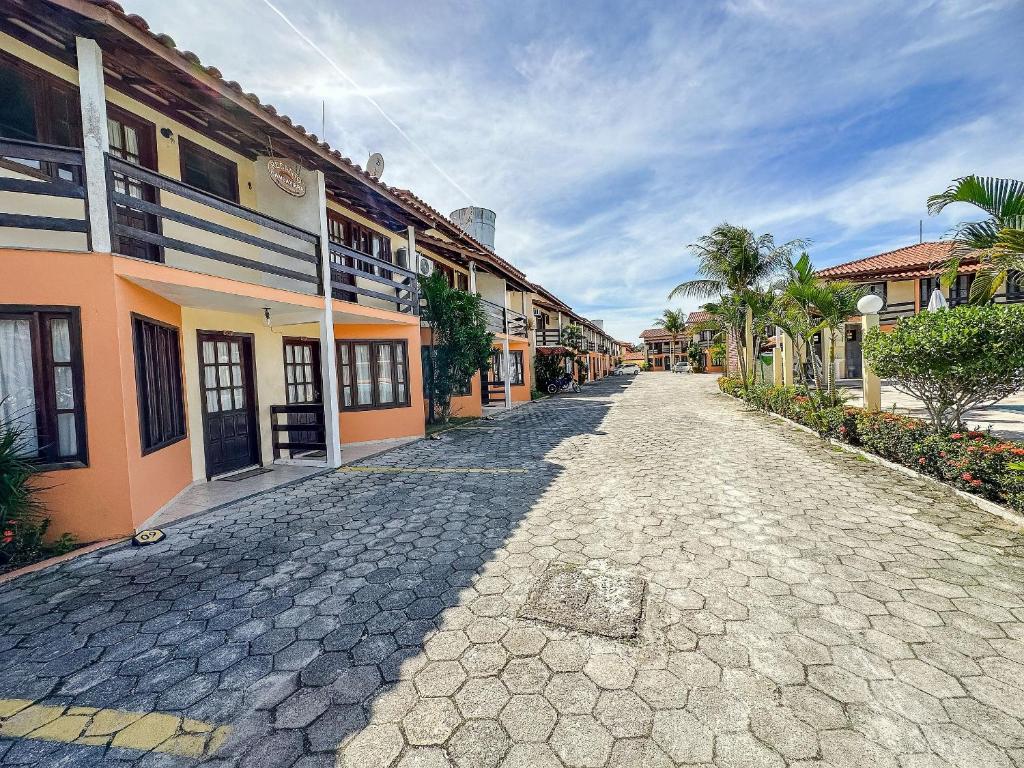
<box><xmin>0</xmin><ymin>699</ymin><xmax>230</xmax><ymax>759</ymax></box>
<box><xmin>338</xmin><ymin>466</ymin><xmax>527</xmax><ymax>474</ymax></box>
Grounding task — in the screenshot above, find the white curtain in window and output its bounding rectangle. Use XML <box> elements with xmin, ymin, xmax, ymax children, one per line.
<box><xmin>0</xmin><ymin>319</ymin><xmax>38</xmax><ymax>455</ymax></box>
<box><xmin>354</xmin><ymin>344</ymin><xmax>372</xmax><ymax>405</ymax></box>
<box><xmin>377</xmin><ymin>344</ymin><xmax>394</xmax><ymax>403</ymax></box>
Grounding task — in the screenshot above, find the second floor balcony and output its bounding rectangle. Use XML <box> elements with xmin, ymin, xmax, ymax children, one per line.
<box><xmin>480</xmin><ymin>297</ymin><xmax>528</xmax><ymax>338</ymax></box>
<box><xmin>0</xmin><ymin>138</ymin><xmax>418</xmax><ymax>316</ymax></box>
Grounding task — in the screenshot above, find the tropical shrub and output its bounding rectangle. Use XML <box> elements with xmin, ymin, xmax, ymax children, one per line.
<box><xmin>0</xmin><ymin>411</ymin><xmax>74</xmax><ymax>570</ymax></box>
<box><xmin>862</xmin><ymin>305</ymin><xmax>1024</xmax><ymax>432</ymax></box>
<box><xmin>853</xmin><ymin>411</ymin><xmax>933</xmax><ymax>465</ymax></box>
<box><xmin>534</xmin><ymin>350</ymin><xmax>572</xmax><ymax>391</ymax></box>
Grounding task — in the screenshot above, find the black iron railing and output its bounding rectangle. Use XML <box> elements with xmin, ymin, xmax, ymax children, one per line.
<box><xmin>879</xmin><ymin>300</ymin><xmax>916</xmax><ymax>324</ymax></box>
<box><xmin>105</xmin><ymin>155</ymin><xmax>322</xmax><ymax>292</ymax></box>
<box><xmin>0</xmin><ymin>138</ymin><xmax>88</xmax><ymax>238</ymax></box>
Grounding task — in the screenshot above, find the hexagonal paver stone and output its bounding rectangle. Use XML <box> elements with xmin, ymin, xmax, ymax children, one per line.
<box><xmin>338</xmin><ymin>723</ymin><xmax>404</xmax><ymax>768</ymax></box>
<box><xmin>545</xmin><ymin>672</ymin><xmax>599</xmax><ymax>714</ymax></box>
<box><xmin>808</xmin><ymin>665</ymin><xmax>872</xmax><ymax>704</ymax></box>
<box><xmin>522</xmin><ymin>562</ymin><xmax>646</xmax><ymax>639</ymax></box>
<box><xmin>583</xmin><ymin>653</ymin><xmax>636</xmax><ymax>690</ymax></box>
<box><xmin>402</xmin><ymin>697</ymin><xmax>461</xmax><ymax>745</ymax></box>
<box><xmin>461</xmin><ymin>643</ymin><xmax>508</xmax><ymax>678</ymax></box>
<box><xmin>331</xmin><ymin>665</ymin><xmax>382</xmax><ymax>704</ymax></box>
<box><xmin>633</xmin><ymin>669</ymin><xmax>688</xmax><ymax>709</ymax></box>
<box><xmin>425</xmin><ymin>630</ymin><xmax>470</xmax><ymax>661</ymax></box>
<box><xmin>502</xmin><ymin>626</ymin><xmax>548</xmax><ymax>657</ymax></box>
<box><xmin>501</xmin><ymin>743</ymin><xmax>563</xmax><ymax>768</ymax></box>
<box><xmin>456</xmin><ymin>676</ymin><xmax>511</xmax><ymax>719</ymax></box>
<box><xmin>715</xmin><ymin>733</ymin><xmax>785</xmax><ymax>768</ymax></box>
<box><xmin>415</xmin><ymin>660</ymin><xmax>468</xmax><ymax>697</ymax></box>
<box><xmin>652</xmin><ymin>709</ymin><xmax>714</xmax><ymax>764</ymax></box>
<box><xmin>541</xmin><ymin>639</ymin><xmax>590</xmax><ymax>672</ymax></box>
<box><xmin>501</xmin><ymin>658</ymin><xmax>550</xmax><ymax>694</ymax></box>
<box><xmin>499</xmin><ymin>695</ymin><xmax>557</xmax><ymax>742</ymax></box>
<box><xmin>550</xmin><ymin>715</ymin><xmax>614</xmax><ymax>767</ymax></box>
<box><xmin>275</xmin><ymin>687</ymin><xmax>332</xmax><ymax>729</ymax></box>
<box><xmin>607</xmin><ymin>738</ymin><xmax>674</xmax><ymax>768</ymax></box>
<box><xmin>448</xmin><ymin>719</ymin><xmax>509</xmax><ymax>768</ymax></box>
<box><xmin>595</xmin><ymin>689</ymin><xmax>654</xmax><ymax>738</ymax></box>
<box><xmin>396</xmin><ymin>747</ymin><xmax>451</xmax><ymax>768</ymax></box>
<box><xmin>749</xmin><ymin>706</ymin><xmax>819</xmax><ymax>759</ymax></box>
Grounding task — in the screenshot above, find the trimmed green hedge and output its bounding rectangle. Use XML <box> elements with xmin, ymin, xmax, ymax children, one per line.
<box><xmin>718</xmin><ymin>376</ymin><xmax>1024</xmax><ymax>512</ymax></box>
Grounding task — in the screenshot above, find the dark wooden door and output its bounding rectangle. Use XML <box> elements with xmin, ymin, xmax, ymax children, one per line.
<box><xmin>283</xmin><ymin>338</ymin><xmax>322</xmax><ymax>456</ymax></box>
<box><xmin>198</xmin><ymin>332</ymin><xmax>259</xmax><ymax>477</ymax></box>
<box><xmin>844</xmin><ymin>325</ymin><xmax>862</xmax><ymax>379</ymax></box>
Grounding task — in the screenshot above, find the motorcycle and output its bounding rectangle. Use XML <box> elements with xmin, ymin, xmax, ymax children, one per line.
<box><xmin>546</xmin><ymin>373</ymin><xmax>581</xmax><ymax>394</ymax></box>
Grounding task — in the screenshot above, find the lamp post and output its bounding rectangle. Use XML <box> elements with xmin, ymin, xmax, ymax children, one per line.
<box><xmin>857</xmin><ymin>293</ymin><xmax>884</xmax><ymax>411</ymax></box>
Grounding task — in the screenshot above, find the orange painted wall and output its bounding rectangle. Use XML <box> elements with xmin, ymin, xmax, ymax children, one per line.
<box><xmin>0</xmin><ymin>250</ymin><xmax>134</xmax><ymax>541</ymax></box>
<box><xmin>113</xmin><ymin>278</ymin><xmax>193</xmax><ymax>529</ymax></box>
<box><xmin>509</xmin><ymin>339</ymin><xmax>532</xmax><ymax>402</ymax></box>
<box><xmin>335</xmin><ymin>322</ymin><xmax>425</xmax><ymax>444</ymax></box>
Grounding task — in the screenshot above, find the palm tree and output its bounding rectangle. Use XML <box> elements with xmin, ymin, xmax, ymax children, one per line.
<box><xmin>670</xmin><ymin>224</ymin><xmax>806</xmax><ymax>388</ymax></box>
<box><xmin>812</xmin><ymin>281</ymin><xmax>864</xmax><ymax>395</ymax></box>
<box><xmin>927</xmin><ymin>176</ymin><xmax>1024</xmax><ymax>302</ymax></box>
<box><xmin>653</xmin><ymin>309</ymin><xmax>686</xmax><ymax>367</ymax></box>
<box><xmin>691</xmin><ymin>294</ymin><xmax>746</xmax><ymax>375</ymax></box>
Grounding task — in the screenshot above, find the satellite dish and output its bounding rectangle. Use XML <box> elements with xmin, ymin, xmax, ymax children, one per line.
<box><xmin>367</xmin><ymin>153</ymin><xmax>385</xmax><ymax>180</ymax></box>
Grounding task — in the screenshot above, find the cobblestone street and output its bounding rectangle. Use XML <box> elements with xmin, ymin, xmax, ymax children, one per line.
<box><xmin>3</xmin><ymin>373</ymin><xmax>1024</xmax><ymax>767</ymax></box>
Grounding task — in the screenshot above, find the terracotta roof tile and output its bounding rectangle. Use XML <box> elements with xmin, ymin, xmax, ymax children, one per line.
<box><xmin>686</xmin><ymin>311</ymin><xmax>711</xmax><ymax>324</ymax></box>
<box><xmin>816</xmin><ymin>242</ymin><xmax>975</xmax><ymax>281</ymax></box>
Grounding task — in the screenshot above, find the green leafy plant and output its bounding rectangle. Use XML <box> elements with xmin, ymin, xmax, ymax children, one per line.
<box><xmin>0</xmin><ymin>407</ymin><xmax>71</xmax><ymax>569</ymax></box>
<box><xmin>928</xmin><ymin>176</ymin><xmax>1024</xmax><ymax>302</ymax></box>
<box><xmin>559</xmin><ymin>324</ymin><xmax>588</xmax><ymax>384</ymax></box>
<box><xmin>862</xmin><ymin>305</ymin><xmax>1024</xmax><ymax>432</ymax></box>
<box><xmin>420</xmin><ymin>272</ymin><xmax>494</xmax><ymax>424</ymax></box>
<box><xmin>653</xmin><ymin>309</ymin><xmax>686</xmax><ymax>367</ymax></box>
<box><xmin>534</xmin><ymin>349</ymin><xmax>572</xmax><ymax>391</ymax></box>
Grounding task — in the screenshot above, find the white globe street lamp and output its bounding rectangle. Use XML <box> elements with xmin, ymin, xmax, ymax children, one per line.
<box><xmin>857</xmin><ymin>293</ymin><xmax>884</xmax><ymax>316</ymax></box>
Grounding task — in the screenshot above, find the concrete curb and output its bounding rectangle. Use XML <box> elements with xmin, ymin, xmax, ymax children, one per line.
<box><xmin>719</xmin><ymin>391</ymin><xmax>1024</xmax><ymax>530</ymax></box>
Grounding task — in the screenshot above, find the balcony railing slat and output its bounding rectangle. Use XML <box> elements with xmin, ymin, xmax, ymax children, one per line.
<box><xmin>329</xmin><ymin>261</ymin><xmax>417</xmax><ymax>293</ymax></box>
<box><xmin>113</xmin><ymin>223</ymin><xmax>320</xmax><ymax>286</ymax></box>
<box><xmin>331</xmin><ymin>283</ymin><xmax>419</xmax><ymax>311</ymax></box>
<box><xmin>110</xmin><ymin>191</ymin><xmax>320</xmax><ymax>266</ymax></box>
<box><xmin>270</xmin><ymin>404</ymin><xmax>326</xmax><ymax>457</ymax></box>
<box><xmin>0</xmin><ymin>212</ymin><xmax>89</xmax><ymax>232</ymax></box>
<box><xmin>0</xmin><ymin>176</ymin><xmax>85</xmax><ymax>199</ymax></box>
<box><xmin>107</xmin><ymin>156</ymin><xmax>318</xmax><ymax>243</ymax></box>
<box><xmin>328</xmin><ymin>241</ymin><xmax>417</xmax><ymax>280</ymax></box>
<box><xmin>0</xmin><ymin>138</ymin><xmax>85</xmax><ymax>165</ymax></box>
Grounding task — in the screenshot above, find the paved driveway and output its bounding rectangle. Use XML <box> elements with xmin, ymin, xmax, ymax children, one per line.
<box><xmin>3</xmin><ymin>374</ymin><xmax>1024</xmax><ymax>767</ymax></box>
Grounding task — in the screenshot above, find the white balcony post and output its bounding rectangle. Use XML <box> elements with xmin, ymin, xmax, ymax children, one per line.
<box><xmin>75</xmin><ymin>37</ymin><xmax>111</xmax><ymax>253</ymax></box>
<box><xmin>406</xmin><ymin>226</ymin><xmax>418</xmax><ymax>313</ymax></box>
<box><xmin>468</xmin><ymin>261</ymin><xmax>478</xmax><ymax>294</ymax></box>
<box><xmin>314</xmin><ymin>171</ymin><xmax>342</xmax><ymax>467</ymax></box>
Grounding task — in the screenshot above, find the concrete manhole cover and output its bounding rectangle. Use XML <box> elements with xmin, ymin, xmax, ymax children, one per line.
<box><xmin>521</xmin><ymin>562</ymin><xmax>646</xmax><ymax>639</ymax></box>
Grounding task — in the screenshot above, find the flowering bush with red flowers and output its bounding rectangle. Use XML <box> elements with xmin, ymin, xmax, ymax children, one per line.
<box><xmin>852</xmin><ymin>411</ymin><xmax>932</xmax><ymax>465</ymax></box>
<box><xmin>916</xmin><ymin>433</ymin><xmax>1024</xmax><ymax>507</ymax></box>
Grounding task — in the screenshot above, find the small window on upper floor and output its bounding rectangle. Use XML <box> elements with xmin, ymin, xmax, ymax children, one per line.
<box><xmin>178</xmin><ymin>137</ymin><xmax>239</xmax><ymax>203</ymax></box>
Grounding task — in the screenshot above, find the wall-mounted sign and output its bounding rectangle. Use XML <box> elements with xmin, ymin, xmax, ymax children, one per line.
<box><xmin>267</xmin><ymin>158</ymin><xmax>306</xmax><ymax>197</ymax></box>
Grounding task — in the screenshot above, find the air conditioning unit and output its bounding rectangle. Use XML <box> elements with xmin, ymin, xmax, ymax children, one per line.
<box><xmin>417</xmin><ymin>255</ymin><xmax>435</xmax><ymax>277</ymax></box>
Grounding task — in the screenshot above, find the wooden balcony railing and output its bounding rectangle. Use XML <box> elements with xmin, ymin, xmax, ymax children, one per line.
<box><xmin>536</xmin><ymin>328</ymin><xmax>561</xmax><ymax>346</ymax></box>
<box><xmin>0</xmin><ymin>138</ymin><xmax>88</xmax><ymax>240</ymax></box>
<box><xmin>106</xmin><ymin>155</ymin><xmax>322</xmax><ymax>293</ymax></box>
<box><xmin>480</xmin><ymin>298</ymin><xmax>507</xmax><ymax>335</ymax></box>
<box><xmin>271</xmin><ymin>403</ymin><xmax>326</xmax><ymax>459</ymax></box>
<box><xmin>328</xmin><ymin>241</ymin><xmax>419</xmax><ymax>315</ymax></box>
<box><xmin>506</xmin><ymin>307</ymin><xmax>528</xmax><ymax>338</ymax></box>
<box><xmin>879</xmin><ymin>300</ymin><xmax>916</xmax><ymax>324</ymax></box>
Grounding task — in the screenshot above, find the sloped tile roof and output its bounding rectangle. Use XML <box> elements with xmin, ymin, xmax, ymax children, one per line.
<box><xmin>816</xmin><ymin>242</ymin><xmax>977</xmax><ymax>281</ymax></box>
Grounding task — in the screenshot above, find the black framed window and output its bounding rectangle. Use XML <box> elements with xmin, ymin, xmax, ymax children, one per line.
<box><xmin>919</xmin><ymin>276</ymin><xmax>941</xmax><ymax>308</ymax></box>
<box><xmin>132</xmin><ymin>316</ymin><xmax>185</xmax><ymax>454</ymax></box>
<box><xmin>0</xmin><ymin>306</ymin><xmax>87</xmax><ymax>467</ymax></box>
<box><xmin>178</xmin><ymin>137</ymin><xmax>239</xmax><ymax>202</ymax></box>
<box><xmin>490</xmin><ymin>349</ymin><xmax>524</xmax><ymax>385</ymax></box>
<box><xmin>948</xmin><ymin>274</ymin><xmax>974</xmax><ymax>306</ymax></box>
<box><xmin>337</xmin><ymin>340</ymin><xmax>409</xmax><ymax>410</ymax></box>
<box><xmin>420</xmin><ymin>347</ymin><xmax>471</xmax><ymax>396</ymax></box>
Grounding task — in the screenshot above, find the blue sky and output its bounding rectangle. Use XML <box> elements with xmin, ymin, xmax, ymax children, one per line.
<box><xmin>129</xmin><ymin>0</ymin><xmax>1024</xmax><ymax>342</ymax></box>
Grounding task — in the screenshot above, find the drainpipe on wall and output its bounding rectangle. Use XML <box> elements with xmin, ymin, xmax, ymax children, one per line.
<box><xmin>315</xmin><ymin>171</ymin><xmax>342</xmax><ymax>468</ymax></box>
<box><xmin>75</xmin><ymin>37</ymin><xmax>112</xmax><ymax>253</ymax></box>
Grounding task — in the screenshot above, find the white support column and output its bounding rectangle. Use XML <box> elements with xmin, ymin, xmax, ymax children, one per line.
<box><xmin>406</xmin><ymin>226</ymin><xmax>418</xmax><ymax>312</ymax></box>
<box><xmin>75</xmin><ymin>37</ymin><xmax>111</xmax><ymax>254</ymax></box>
<box><xmin>782</xmin><ymin>332</ymin><xmax>794</xmax><ymax>386</ymax></box>
<box><xmin>314</xmin><ymin>171</ymin><xmax>342</xmax><ymax>467</ymax></box>
<box><xmin>468</xmin><ymin>261</ymin><xmax>478</xmax><ymax>294</ymax></box>
<box><xmin>772</xmin><ymin>326</ymin><xmax>783</xmax><ymax>386</ymax></box>
<box><xmin>861</xmin><ymin>313</ymin><xmax>881</xmax><ymax>410</ymax></box>
<box><xmin>502</xmin><ymin>283</ymin><xmax>512</xmax><ymax>409</ymax></box>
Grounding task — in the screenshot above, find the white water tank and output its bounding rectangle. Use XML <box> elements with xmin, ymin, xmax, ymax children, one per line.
<box><xmin>450</xmin><ymin>206</ymin><xmax>496</xmax><ymax>250</ymax></box>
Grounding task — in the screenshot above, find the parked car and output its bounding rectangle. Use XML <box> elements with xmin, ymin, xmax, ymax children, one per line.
<box><xmin>614</xmin><ymin>364</ymin><xmax>641</xmax><ymax>376</ymax></box>
<box><xmin>671</xmin><ymin>361</ymin><xmax>689</xmax><ymax>373</ymax></box>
